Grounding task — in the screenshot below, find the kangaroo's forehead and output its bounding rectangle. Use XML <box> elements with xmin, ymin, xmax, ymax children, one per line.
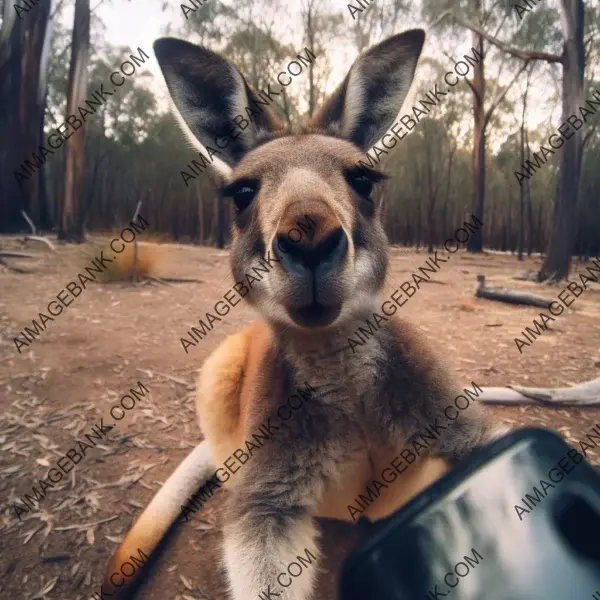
<box><xmin>231</xmin><ymin>133</ymin><xmax>369</xmax><ymax>182</ymax></box>
<box><xmin>229</xmin><ymin>134</ymin><xmax>376</xmax><ymax>234</ymax></box>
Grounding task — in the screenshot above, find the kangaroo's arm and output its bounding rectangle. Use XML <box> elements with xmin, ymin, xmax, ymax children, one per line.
<box><xmin>101</xmin><ymin>324</ymin><xmax>261</xmax><ymax>597</ymax></box>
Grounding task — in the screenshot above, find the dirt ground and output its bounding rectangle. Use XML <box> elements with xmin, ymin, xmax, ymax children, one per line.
<box><xmin>1</xmin><ymin>235</ymin><xmax>599</xmax><ymax>600</ymax></box>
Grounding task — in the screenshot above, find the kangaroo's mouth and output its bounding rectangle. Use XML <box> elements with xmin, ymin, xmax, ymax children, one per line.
<box><xmin>291</xmin><ymin>302</ymin><xmax>341</xmax><ymax>327</ymax></box>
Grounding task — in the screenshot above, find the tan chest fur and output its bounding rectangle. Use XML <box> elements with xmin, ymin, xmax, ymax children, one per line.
<box><xmin>196</xmin><ymin>320</ymin><xmax>449</xmax><ymax>523</ymax></box>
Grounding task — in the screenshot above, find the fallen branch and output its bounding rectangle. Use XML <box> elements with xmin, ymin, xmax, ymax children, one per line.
<box><xmin>0</xmin><ymin>258</ymin><xmax>35</xmax><ymax>273</ymax></box>
<box><xmin>152</xmin><ymin>370</ymin><xmax>195</xmax><ymax>390</ymax></box>
<box><xmin>40</xmin><ymin>554</ymin><xmax>71</xmax><ymax>564</ymax></box>
<box><xmin>144</xmin><ymin>275</ymin><xmax>173</xmax><ymax>287</ymax></box>
<box><xmin>513</xmin><ymin>271</ymin><xmax>537</xmax><ymax>281</ymax></box>
<box><xmin>0</xmin><ymin>251</ymin><xmax>37</xmax><ymax>259</ymax></box>
<box><xmin>477</xmin><ymin>377</ymin><xmax>600</xmax><ymax>407</ymax></box>
<box><xmin>152</xmin><ymin>276</ymin><xmax>204</xmax><ymax>284</ymax></box>
<box><xmin>21</xmin><ymin>210</ymin><xmax>37</xmax><ymax>234</ymax></box>
<box><xmin>143</xmin><ymin>275</ymin><xmax>204</xmax><ymax>286</ymax></box>
<box><xmin>54</xmin><ymin>515</ymin><xmax>119</xmax><ymax>531</ymax></box>
<box><xmin>23</xmin><ymin>236</ymin><xmax>56</xmax><ymax>252</ymax></box>
<box><xmin>475</xmin><ymin>275</ymin><xmax>552</xmax><ymax>308</ymax></box>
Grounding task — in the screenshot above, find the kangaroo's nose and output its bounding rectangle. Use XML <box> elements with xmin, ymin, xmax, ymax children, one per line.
<box><xmin>273</xmin><ymin>227</ymin><xmax>348</xmax><ymax>276</ymax></box>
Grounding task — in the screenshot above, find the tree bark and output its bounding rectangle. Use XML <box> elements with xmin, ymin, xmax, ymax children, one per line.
<box><xmin>197</xmin><ymin>186</ymin><xmax>204</xmax><ymax>244</ymax></box>
<box><xmin>538</xmin><ymin>0</ymin><xmax>584</xmax><ymax>281</ymax></box>
<box><xmin>0</xmin><ymin>0</ymin><xmax>52</xmax><ymax>232</ymax></box>
<box><xmin>216</xmin><ymin>195</ymin><xmax>225</xmax><ymax>249</ymax></box>
<box><xmin>305</xmin><ymin>0</ymin><xmax>316</xmax><ymax>118</ymax></box>
<box><xmin>425</xmin><ymin>131</ymin><xmax>437</xmax><ymax>253</ymax></box>
<box><xmin>518</xmin><ymin>73</ymin><xmax>531</xmax><ymax>261</ymax></box>
<box><xmin>467</xmin><ymin>30</ymin><xmax>485</xmax><ymax>253</ymax></box>
<box><xmin>59</xmin><ymin>0</ymin><xmax>90</xmax><ymax>242</ymax></box>
<box><xmin>525</xmin><ymin>127</ymin><xmax>533</xmax><ymax>256</ymax></box>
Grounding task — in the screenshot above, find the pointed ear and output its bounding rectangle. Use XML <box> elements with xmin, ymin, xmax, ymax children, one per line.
<box><xmin>153</xmin><ymin>37</ymin><xmax>284</xmax><ymax>176</ymax></box>
<box><xmin>308</xmin><ymin>29</ymin><xmax>425</xmax><ymax>151</ymax></box>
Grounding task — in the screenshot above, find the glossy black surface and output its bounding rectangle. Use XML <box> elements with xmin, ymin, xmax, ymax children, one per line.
<box><xmin>339</xmin><ymin>427</ymin><xmax>600</xmax><ymax>600</ymax></box>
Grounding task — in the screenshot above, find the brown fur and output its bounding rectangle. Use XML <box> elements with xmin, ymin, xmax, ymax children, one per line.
<box><xmin>197</xmin><ymin>318</ymin><xmax>487</xmax><ymax>522</ymax></box>
<box><xmin>103</xmin><ymin>29</ymin><xmax>504</xmax><ymax>600</ymax></box>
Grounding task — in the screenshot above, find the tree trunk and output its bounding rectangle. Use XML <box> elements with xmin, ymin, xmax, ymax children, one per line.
<box><xmin>507</xmin><ymin>199</ymin><xmax>513</xmax><ymax>252</ymax></box>
<box><xmin>488</xmin><ymin>202</ymin><xmax>496</xmax><ymax>247</ymax></box>
<box><xmin>198</xmin><ymin>188</ymin><xmax>204</xmax><ymax>244</ymax></box>
<box><xmin>59</xmin><ymin>0</ymin><xmax>90</xmax><ymax>242</ymax></box>
<box><xmin>216</xmin><ymin>195</ymin><xmax>225</xmax><ymax>249</ymax></box>
<box><xmin>440</xmin><ymin>149</ymin><xmax>453</xmax><ymax>244</ymax></box>
<box><xmin>467</xmin><ymin>30</ymin><xmax>485</xmax><ymax>253</ymax></box>
<box><xmin>518</xmin><ymin>174</ymin><xmax>524</xmax><ymax>260</ymax></box>
<box><xmin>536</xmin><ymin>202</ymin><xmax>544</xmax><ymax>254</ymax></box>
<box><xmin>518</xmin><ymin>80</ymin><xmax>529</xmax><ymax>261</ymax></box>
<box><xmin>537</xmin><ymin>0</ymin><xmax>584</xmax><ymax>281</ymax></box>
<box><xmin>425</xmin><ymin>135</ymin><xmax>436</xmax><ymax>253</ymax></box>
<box><xmin>415</xmin><ymin>201</ymin><xmax>422</xmax><ymax>251</ymax></box>
<box><xmin>525</xmin><ymin>128</ymin><xmax>533</xmax><ymax>256</ymax></box>
<box><xmin>306</xmin><ymin>0</ymin><xmax>316</xmax><ymax>118</ymax></box>
<box><xmin>0</xmin><ymin>1</ymin><xmax>52</xmax><ymax>232</ymax></box>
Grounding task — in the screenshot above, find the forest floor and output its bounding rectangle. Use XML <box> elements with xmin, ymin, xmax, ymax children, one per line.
<box><xmin>1</xmin><ymin>235</ymin><xmax>599</xmax><ymax>600</ymax></box>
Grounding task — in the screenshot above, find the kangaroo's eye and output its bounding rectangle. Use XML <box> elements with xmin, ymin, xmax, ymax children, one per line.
<box><xmin>222</xmin><ymin>179</ymin><xmax>260</xmax><ymax>214</ymax></box>
<box><xmin>346</xmin><ymin>167</ymin><xmax>386</xmax><ymax>200</ymax></box>
<box><xmin>232</xmin><ymin>186</ymin><xmax>256</xmax><ymax>213</ymax></box>
<box><xmin>350</xmin><ymin>174</ymin><xmax>373</xmax><ymax>198</ymax></box>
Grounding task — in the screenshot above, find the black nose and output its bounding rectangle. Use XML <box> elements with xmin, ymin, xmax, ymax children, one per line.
<box><xmin>273</xmin><ymin>227</ymin><xmax>348</xmax><ymax>275</ymax></box>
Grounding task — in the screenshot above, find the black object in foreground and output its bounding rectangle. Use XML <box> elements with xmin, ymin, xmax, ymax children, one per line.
<box><xmin>339</xmin><ymin>427</ymin><xmax>600</xmax><ymax>600</ymax></box>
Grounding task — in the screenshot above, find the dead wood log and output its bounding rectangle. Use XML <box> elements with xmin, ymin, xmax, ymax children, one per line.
<box><xmin>20</xmin><ymin>210</ymin><xmax>57</xmax><ymax>251</ymax></box>
<box><xmin>144</xmin><ymin>275</ymin><xmax>204</xmax><ymax>286</ymax></box>
<box><xmin>475</xmin><ymin>274</ymin><xmax>552</xmax><ymax>308</ymax></box>
<box><xmin>513</xmin><ymin>271</ymin><xmax>537</xmax><ymax>281</ymax></box>
<box><xmin>23</xmin><ymin>236</ymin><xmax>56</xmax><ymax>251</ymax></box>
<box><xmin>0</xmin><ymin>251</ymin><xmax>36</xmax><ymax>259</ymax></box>
<box><xmin>145</xmin><ymin>275</ymin><xmax>173</xmax><ymax>287</ymax></box>
<box><xmin>477</xmin><ymin>377</ymin><xmax>600</xmax><ymax>407</ymax></box>
<box><xmin>0</xmin><ymin>257</ymin><xmax>34</xmax><ymax>273</ymax></box>
<box><xmin>156</xmin><ymin>276</ymin><xmax>204</xmax><ymax>284</ymax></box>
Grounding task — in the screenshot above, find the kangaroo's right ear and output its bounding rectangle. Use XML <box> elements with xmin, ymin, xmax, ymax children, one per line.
<box><xmin>307</xmin><ymin>29</ymin><xmax>425</xmax><ymax>152</ymax></box>
<box><xmin>153</xmin><ymin>38</ymin><xmax>284</xmax><ymax>178</ymax></box>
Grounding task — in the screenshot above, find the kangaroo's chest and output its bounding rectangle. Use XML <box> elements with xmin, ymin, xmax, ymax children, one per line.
<box><xmin>288</xmin><ymin>344</ymin><xmax>449</xmax><ymax>523</ymax></box>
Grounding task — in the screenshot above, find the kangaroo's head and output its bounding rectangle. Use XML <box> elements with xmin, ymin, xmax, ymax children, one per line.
<box><xmin>154</xmin><ymin>31</ymin><xmax>424</xmax><ymax>332</ymax></box>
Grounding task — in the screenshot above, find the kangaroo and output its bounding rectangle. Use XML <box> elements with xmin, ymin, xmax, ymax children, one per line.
<box><xmin>103</xmin><ymin>29</ymin><xmax>503</xmax><ymax>600</ymax></box>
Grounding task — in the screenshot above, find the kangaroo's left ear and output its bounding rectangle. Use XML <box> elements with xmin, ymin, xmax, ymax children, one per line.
<box><xmin>153</xmin><ymin>37</ymin><xmax>284</xmax><ymax>180</ymax></box>
<box><xmin>307</xmin><ymin>29</ymin><xmax>425</xmax><ymax>151</ymax></box>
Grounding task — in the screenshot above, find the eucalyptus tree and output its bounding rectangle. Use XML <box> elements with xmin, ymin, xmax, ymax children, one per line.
<box><xmin>300</xmin><ymin>0</ymin><xmax>344</xmax><ymax>118</ymax></box>
<box><xmin>442</xmin><ymin>0</ymin><xmax>598</xmax><ymax>280</ymax></box>
<box><xmin>59</xmin><ymin>0</ymin><xmax>91</xmax><ymax>241</ymax></box>
<box><xmin>426</xmin><ymin>0</ymin><xmax>534</xmax><ymax>253</ymax></box>
<box><xmin>346</xmin><ymin>0</ymin><xmax>412</xmax><ymax>53</ymax></box>
<box><xmin>0</xmin><ymin>0</ymin><xmax>54</xmax><ymax>231</ymax></box>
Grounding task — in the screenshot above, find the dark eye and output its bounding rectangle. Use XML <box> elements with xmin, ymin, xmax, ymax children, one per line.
<box><xmin>222</xmin><ymin>179</ymin><xmax>259</xmax><ymax>214</ymax></box>
<box><xmin>350</xmin><ymin>174</ymin><xmax>373</xmax><ymax>198</ymax></box>
<box><xmin>232</xmin><ymin>185</ymin><xmax>256</xmax><ymax>213</ymax></box>
<box><xmin>346</xmin><ymin>167</ymin><xmax>386</xmax><ymax>199</ymax></box>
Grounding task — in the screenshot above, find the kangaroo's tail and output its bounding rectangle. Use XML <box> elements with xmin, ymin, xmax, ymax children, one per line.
<box><xmin>102</xmin><ymin>441</ymin><xmax>215</xmax><ymax>597</ymax></box>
